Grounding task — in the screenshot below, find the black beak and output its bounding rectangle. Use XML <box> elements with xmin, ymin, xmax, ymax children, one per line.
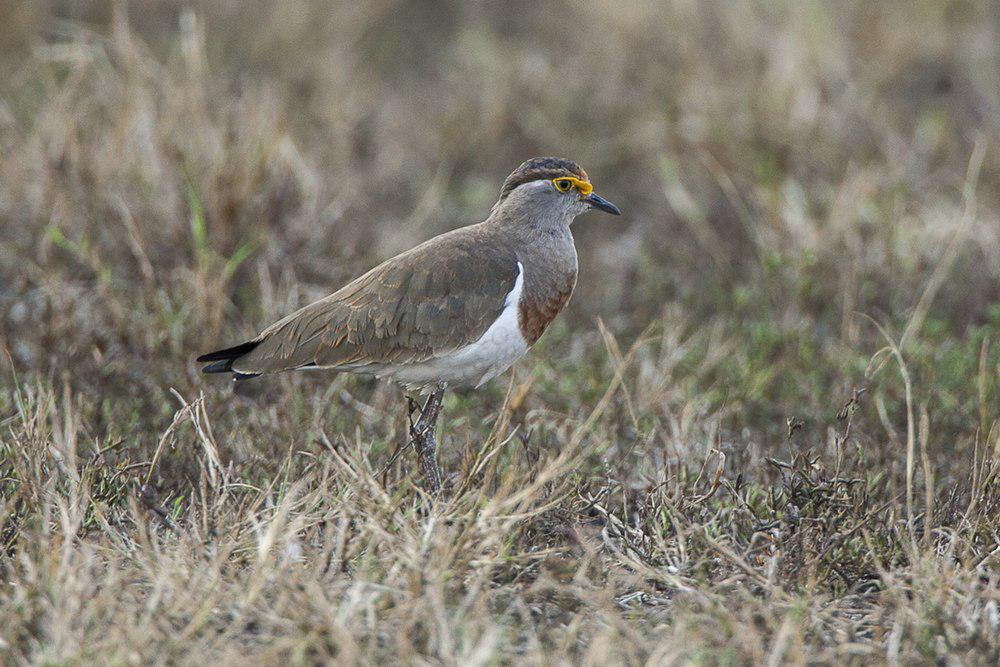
<box><xmin>585</xmin><ymin>192</ymin><xmax>621</xmax><ymax>216</ymax></box>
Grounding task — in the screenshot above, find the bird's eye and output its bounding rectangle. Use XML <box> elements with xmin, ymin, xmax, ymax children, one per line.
<box><xmin>554</xmin><ymin>179</ymin><xmax>573</xmax><ymax>192</ymax></box>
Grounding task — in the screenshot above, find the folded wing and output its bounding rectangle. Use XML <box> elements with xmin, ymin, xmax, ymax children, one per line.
<box><xmin>199</xmin><ymin>225</ymin><xmax>519</xmax><ymax>378</ymax></box>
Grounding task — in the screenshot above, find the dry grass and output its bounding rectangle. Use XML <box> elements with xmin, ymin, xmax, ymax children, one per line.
<box><xmin>1</xmin><ymin>1</ymin><xmax>999</xmax><ymax>664</ymax></box>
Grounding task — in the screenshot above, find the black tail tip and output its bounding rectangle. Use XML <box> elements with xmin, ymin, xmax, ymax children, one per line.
<box><xmin>197</xmin><ymin>339</ymin><xmax>261</xmax><ymax>376</ymax></box>
<box><xmin>201</xmin><ymin>359</ymin><xmax>234</xmax><ymax>374</ymax></box>
<box><xmin>196</xmin><ymin>339</ymin><xmax>260</xmax><ymax>364</ymax></box>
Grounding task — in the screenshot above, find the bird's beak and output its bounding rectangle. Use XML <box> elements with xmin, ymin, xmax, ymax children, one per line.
<box><xmin>584</xmin><ymin>192</ymin><xmax>621</xmax><ymax>216</ymax></box>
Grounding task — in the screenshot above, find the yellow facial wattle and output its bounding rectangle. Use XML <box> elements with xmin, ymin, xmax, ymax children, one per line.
<box><xmin>552</xmin><ymin>176</ymin><xmax>593</xmax><ymax>196</ymax></box>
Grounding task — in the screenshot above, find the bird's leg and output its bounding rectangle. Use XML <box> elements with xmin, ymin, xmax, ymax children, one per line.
<box><xmin>409</xmin><ymin>384</ymin><xmax>445</xmax><ymax>493</ymax></box>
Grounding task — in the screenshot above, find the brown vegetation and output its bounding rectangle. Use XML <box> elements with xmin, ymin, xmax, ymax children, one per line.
<box><xmin>1</xmin><ymin>2</ymin><xmax>998</xmax><ymax>663</ymax></box>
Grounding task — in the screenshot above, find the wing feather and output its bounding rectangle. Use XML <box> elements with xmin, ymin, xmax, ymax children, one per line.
<box><xmin>231</xmin><ymin>225</ymin><xmax>518</xmax><ymax>375</ymax></box>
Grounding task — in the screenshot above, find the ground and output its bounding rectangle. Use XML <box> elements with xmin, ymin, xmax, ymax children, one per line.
<box><xmin>0</xmin><ymin>2</ymin><xmax>998</xmax><ymax>664</ymax></box>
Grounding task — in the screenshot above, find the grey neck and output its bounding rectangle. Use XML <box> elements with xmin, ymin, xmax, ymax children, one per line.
<box><xmin>484</xmin><ymin>200</ymin><xmax>578</xmax><ymax>307</ymax></box>
<box><xmin>486</xmin><ymin>200</ymin><xmax>575</xmax><ymax>256</ymax></box>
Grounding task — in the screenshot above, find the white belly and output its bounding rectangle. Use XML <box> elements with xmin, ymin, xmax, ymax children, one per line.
<box><xmin>356</xmin><ymin>262</ymin><xmax>528</xmax><ymax>391</ymax></box>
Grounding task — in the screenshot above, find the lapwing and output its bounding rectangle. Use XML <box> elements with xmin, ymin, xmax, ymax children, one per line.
<box><xmin>197</xmin><ymin>157</ymin><xmax>621</xmax><ymax>491</ymax></box>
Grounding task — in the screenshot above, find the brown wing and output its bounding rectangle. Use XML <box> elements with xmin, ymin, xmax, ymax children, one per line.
<box><xmin>231</xmin><ymin>224</ymin><xmax>518</xmax><ymax>375</ymax></box>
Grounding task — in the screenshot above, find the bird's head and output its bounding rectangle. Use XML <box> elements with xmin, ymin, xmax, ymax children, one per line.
<box><xmin>491</xmin><ymin>157</ymin><xmax>621</xmax><ymax>226</ymax></box>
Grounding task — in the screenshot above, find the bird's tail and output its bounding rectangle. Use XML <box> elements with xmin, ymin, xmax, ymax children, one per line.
<box><xmin>196</xmin><ymin>340</ymin><xmax>262</xmax><ymax>379</ymax></box>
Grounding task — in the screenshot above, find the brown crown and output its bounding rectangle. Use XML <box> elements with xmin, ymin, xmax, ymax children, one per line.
<box><xmin>498</xmin><ymin>157</ymin><xmax>589</xmax><ymax>201</ymax></box>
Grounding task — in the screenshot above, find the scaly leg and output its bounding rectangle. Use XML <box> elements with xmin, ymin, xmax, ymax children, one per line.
<box><xmin>408</xmin><ymin>384</ymin><xmax>446</xmax><ymax>493</ymax></box>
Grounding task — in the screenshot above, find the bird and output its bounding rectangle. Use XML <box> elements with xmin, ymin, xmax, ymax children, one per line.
<box><xmin>197</xmin><ymin>157</ymin><xmax>621</xmax><ymax>491</ymax></box>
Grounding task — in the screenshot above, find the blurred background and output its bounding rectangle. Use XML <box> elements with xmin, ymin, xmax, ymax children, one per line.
<box><xmin>2</xmin><ymin>2</ymin><xmax>1000</xmax><ymax>661</ymax></box>
<box><xmin>0</xmin><ymin>0</ymin><xmax>998</xmax><ymax>468</ymax></box>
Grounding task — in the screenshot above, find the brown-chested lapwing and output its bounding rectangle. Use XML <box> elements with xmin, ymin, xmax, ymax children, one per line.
<box><xmin>198</xmin><ymin>157</ymin><xmax>621</xmax><ymax>491</ymax></box>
